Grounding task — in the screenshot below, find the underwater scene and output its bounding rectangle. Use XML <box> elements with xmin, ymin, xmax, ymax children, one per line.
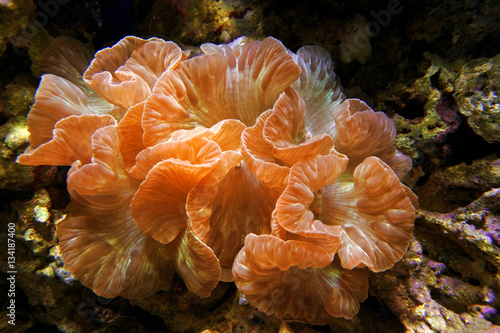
<box><xmin>0</xmin><ymin>0</ymin><xmax>499</xmax><ymax>332</ymax></box>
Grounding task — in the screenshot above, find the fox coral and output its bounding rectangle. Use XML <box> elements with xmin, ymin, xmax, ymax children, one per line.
<box><xmin>18</xmin><ymin>35</ymin><xmax>417</xmax><ymax>323</ymax></box>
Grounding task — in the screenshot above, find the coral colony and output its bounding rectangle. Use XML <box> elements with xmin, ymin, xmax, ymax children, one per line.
<box><xmin>18</xmin><ymin>36</ymin><xmax>417</xmax><ymax>324</ymax></box>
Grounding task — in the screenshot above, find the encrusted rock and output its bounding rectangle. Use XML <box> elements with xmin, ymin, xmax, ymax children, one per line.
<box><xmin>454</xmin><ymin>54</ymin><xmax>500</xmax><ymax>143</ymax></box>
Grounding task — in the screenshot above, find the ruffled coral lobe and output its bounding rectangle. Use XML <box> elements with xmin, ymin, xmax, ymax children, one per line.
<box><xmin>60</xmin><ymin>125</ymin><xmax>174</xmax><ymax>298</ymax></box>
<box><xmin>232</xmin><ymin>234</ymin><xmax>368</xmax><ymax>323</ymax></box>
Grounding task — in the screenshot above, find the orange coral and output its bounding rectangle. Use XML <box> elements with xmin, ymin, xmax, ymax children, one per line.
<box><xmin>18</xmin><ymin>35</ymin><xmax>417</xmax><ymax>323</ymax></box>
<box><xmin>233</xmin><ymin>234</ymin><xmax>368</xmax><ymax>323</ymax></box>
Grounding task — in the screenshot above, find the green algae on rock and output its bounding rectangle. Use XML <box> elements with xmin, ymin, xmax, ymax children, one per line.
<box><xmin>376</xmin><ymin>54</ymin><xmax>462</xmax><ymax>167</ymax></box>
<box><xmin>454</xmin><ymin>54</ymin><xmax>500</xmax><ymax>143</ymax></box>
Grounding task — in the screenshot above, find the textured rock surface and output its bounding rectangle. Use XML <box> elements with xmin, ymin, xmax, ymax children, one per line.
<box><xmin>371</xmin><ymin>188</ymin><xmax>500</xmax><ymax>333</ymax></box>
<box><xmin>0</xmin><ymin>0</ymin><xmax>35</xmax><ymax>58</ymax></box>
<box><xmin>454</xmin><ymin>54</ymin><xmax>500</xmax><ymax>143</ymax></box>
